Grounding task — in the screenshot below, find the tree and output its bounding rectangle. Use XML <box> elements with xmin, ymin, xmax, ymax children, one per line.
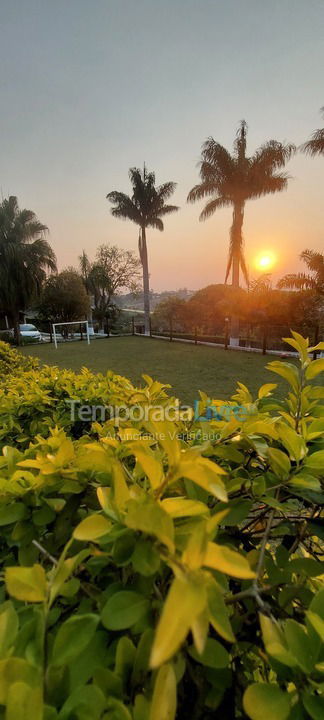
<box><xmin>278</xmin><ymin>249</ymin><xmax>324</xmax><ymax>294</ymax></box>
<box><xmin>187</xmin><ymin>122</ymin><xmax>294</xmax><ymax>341</ymax></box>
<box><xmin>107</xmin><ymin>166</ymin><xmax>179</xmax><ymax>334</ymax></box>
<box><xmin>79</xmin><ymin>250</ymin><xmax>94</xmax><ymax>326</ymax></box>
<box><xmin>38</xmin><ymin>269</ymin><xmax>89</xmax><ymax>325</ymax></box>
<box><xmin>301</xmin><ymin>107</ymin><xmax>324</xmax><ymax>157</ymax></box>
<box><xmin>152</xmin><ymin>296</ymin><xmax>187</xmax><ymax>333</ymax></box>
<box><xmin>80</xmin><ymin>245</ymin><xmax>141</xmax><ymax>329</ymax></box>
<box><xmin>0</xmin><ymin>196</ymin><xmax>57</xmax><ymax>344</ymax></box>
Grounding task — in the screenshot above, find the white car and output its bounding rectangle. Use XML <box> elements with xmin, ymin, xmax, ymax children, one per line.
<box><xmin>19</xmin><ymin>323</ymin><xmax>42</xmax><ymax>341</ymax></box>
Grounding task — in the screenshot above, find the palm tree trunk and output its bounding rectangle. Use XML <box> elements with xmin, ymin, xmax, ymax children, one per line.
<box><xmin>140</xmin><ymin>226</ymin><xmax>150</xmax><ymax>335</ymax></box>
<box><xmin>230</xmin><ymin>201</ymin><xmax>244</xmax><ymax>345</ymax></box>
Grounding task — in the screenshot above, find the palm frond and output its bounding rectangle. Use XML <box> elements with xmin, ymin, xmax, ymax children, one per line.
<box><xmin>147</xmin><ymin>217</ymin><xmax>164</xmax><ymax>231</ymax></box>
<box><xmin>301</xmin><ymin>128</ymin><xmax>324</xmax><ymax>157</ymax></box>
<box><xmin>156</xmin><ymin>181</ymin><xmax>177</xmax><ymax>201</ymax></box>
<box><xmin>199</xmin><ymin>196</ymin><xmax>231</xmax><ymax>221</ymax></box>
<box><xmin>277</xmin><ymin>273</ymin><xmax>315</xmax><ymax>290</ymax></box>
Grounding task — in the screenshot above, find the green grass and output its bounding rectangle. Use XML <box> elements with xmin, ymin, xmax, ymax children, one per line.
<box><xmin>21</xmin><ymin>336</ymin><xmax>296</xmax><ymax>405</ymax></box>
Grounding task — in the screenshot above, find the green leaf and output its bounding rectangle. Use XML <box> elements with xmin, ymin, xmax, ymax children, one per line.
<box><xmin>306</xmin><ymin>611</ymin><xmax>324</xmax><ymax>641</ymax></box>
<box><xmin>188</xmin><ymin>637</ymin><xmax>229</xmax><ymax>668</ymax></box>
<box><xmin>51</xmin><ymin>614</ymin><xmax>99</xmax><ymax>667</ymax></box>
<box><xmin>267</xmin><ymin>448</ymin><xmax>291</xmax><ymax>479</ymax></box>
<box><xmin>5</xmin><ymin>565</ymin><xmax>46</xmax><ymax>603</ymax></box>
<box><xmin>243</xmin><ymin>683</ymin><xmax>290</xmax><ymax>720</ymax></box>
<box><xmin>0</xmin><ymin>502</ymin><xmax>27</xmax><ymax>526</ymax></box>
<box><xmin>309</xmin><ymin>587</ymin><xmax>324</xmax><ymax>617</ymax></box>
<box><xmin>150</xmin><ymin>575</ymin><xmax>206</xmax><ymax>668</ymax></box>
<box><xmin>132</xmin><ymin>538</ymin><xmax>160</xmax><ymax>576</ymax></box>
<box><xmin>207</xmin><ymin>581</ymin><xmax>235</xmax><ymax>643</ymax></box>
<box><xmin>101</xmin><ymin>591</ymin><xmax>149</xmax><ymax>631</ymax></box>
<box><xmin>126</xmin><ymin>497</ymin><xmax>174</xmax><ymax>553</ymax></box>
<box><xmin>283</xmin><ymin>619</ymin><xmax>314</xmax><ymax>673</ymax></box>
<box><xmin>289</xmin><ymin>557</ymin><xmax>323</xmax><ymax>577</ymax></box>
<box><xmin>302</xmin><ymin>692</ymin><xmax>324</xmax><ymax>720</ymax></box>
<box><xmin>212</xmin><ymin>500</ymin><xmax>252</xmax><ymax>526</ymax></box>
<box><xmin>259</xmin><ymin>614</ymin><xmax>296</xmax><ymax>667</ymax></box>
<box><xmin>58</xmin><ymin>685</ymin><xmax>105</xmax><ymax>720</ymax></box>
<box><xmin>203</xmin><ymin>543</ymin><xmax>255</xmax><ymax>579</ymax></box>
<box><xmin>304</xmin><ymin>450</ymin><xmax>324</xmax><ymax>471</ymax></box>
<box><xmin>105</xmin><ymin>698</ymin><xmax>133</xmax><ymax>720</ymax></box>
<box><xmin>0</xmin><ymin>601</ymin><xmax>18</xmax><ymax>659</ymax></box>
<box><xmin>149</xmin><ymin>664</ymin><xmax>177</xmax><ymax>720</ymax></box>
<box><xmin>73</xmin><ymin>514</ymin><xmax>112</xmax><ymax>542</ymax></box>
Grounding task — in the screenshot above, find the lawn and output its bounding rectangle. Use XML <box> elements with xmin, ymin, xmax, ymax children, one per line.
<box><xmin>21</xmin><ymin>336</ymin><xmax>296</xmax><ymax>405</ymax></box>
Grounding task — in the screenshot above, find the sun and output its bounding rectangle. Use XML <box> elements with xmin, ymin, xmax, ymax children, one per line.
<box><xmin>255</xmin><ymin>252</ymin><xmax>276</xmax><ymax>272</ymax></box>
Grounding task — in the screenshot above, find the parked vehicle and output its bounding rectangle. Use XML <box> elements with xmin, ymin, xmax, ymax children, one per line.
<box><xmin>19</xmin><ymin>323</ymin><xmax>42</xmax><ymax>341</ymax></box>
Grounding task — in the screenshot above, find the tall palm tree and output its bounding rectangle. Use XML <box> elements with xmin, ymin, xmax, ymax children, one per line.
<box><xmin>79</xmin><ymin>250</ymin><xmax>94</xmax><ymax>326</ymax></box>
<box><xmin>0</xmin><ymin>196</ymin><xmax>57</xmax><ymax>344</ymax></box>
<box><xmin>187</xmin><ymin>122</ymin><xmax>294</xmax><ymax>342</ymax></box>
<box><xmin>301</xmin><ymin>108</ymin><xmax>324</xmax><ymax>157</ymax></box>
<box><xmin>278</xmin><ymin>249</ymin><xmax>324</xmax><ymax>294</ymax></box>
<box><xmin>107</xmin><ymin>166</ymin><xmax>179</xmax><ymax>334</ymax></box>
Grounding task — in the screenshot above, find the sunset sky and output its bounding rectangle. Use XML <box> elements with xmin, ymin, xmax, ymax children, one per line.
<box><xmin>1</xmin><ymin>0</ymin><xmax>323</xmax><ymax>291</ymax></box>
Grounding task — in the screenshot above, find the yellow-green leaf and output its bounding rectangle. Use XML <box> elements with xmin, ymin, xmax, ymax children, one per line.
<box><xmin>149</xmin><ymin>664</ymin><xmax>177</xmax><ymax>720</ymax></box>
<box><xmin>258</xmin><ymin>384</ymin><xmax>277</xmax><ymax>399</ymax></box>
<box><xmin>259</xmin><ymin>614</ymin><xmax>296</xmax><ymax>667</ymax></box>
<box><xmin>150</xmin><ymin>576</ymin><xmax>206</xmax><ymax>668</ymax></box>
<box><xmin>5</xmin><ymin>565</ymin><xmax>46</xmax><ymax>603</ymax></box>
<box><xmin>243</xmin><ymin>683</ymin><xmax>290</xmax><ymax>720</ymax></box>
<box><xmin>306</xmin><ymin>358</ymin><xmax>324</xmax><ymax>380</ymax></box>
<box><xmin>126</xmin><ymin>497</ymin><xmax>174</xmax><ymax>553</ymax></box>
<box><xmin>73</xmin><ymin>514</ymin><xmax>111</xmax><ymax>542</ymax></box>
<box><xmin>160</xmin><ymin>497</ymin><xmax>208</xmax><ymax>518</ymax></box>
<box><xmin>267</xmin><ymin>361</ymin><xmax>299</xmax><ymax>393</ymax></box>
<box><xmin>126</xmin><ymin>443</ymin><xmax>164</xmax><ymax>489</ymax></box>
<box><xmin>267</xmin><ymin>448</ymin><xmax>291</xmax><ymax>479</ymax></box>
<box><xmin>5</xmin><ymin>682</ymin><xmax>43</xmax><ymax>720</ymax></box>
<box><xmin>174</xmin><ymin>453</ymin><xmax>227</xmax><ymax>502</ymax></box>
<box><xmin>203</xmin><ymin>543</ymin><xmax>255</xmax><ymax>579</ymax></box>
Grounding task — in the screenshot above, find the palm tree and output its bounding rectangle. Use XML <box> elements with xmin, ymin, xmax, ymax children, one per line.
<box><xmin>187</xmin><ymin>121</ymin><xmax>294</xmax><ymax>341</ymax></box>
<box><xmin>278</xmin><ymin>249</ymin><xmax>324</xmax><ymax>294</ymax></box>
<box><xmin>0</xmin><ymin>196</ymin><xmax>57</xmax><ymax>344</ymax></box>
<box><xmin>107</xmin><ymin>166</ymin><xmax>179</xmax><ymax>334</ymax></box>
<box><xmin>79</xmin><ymin>250</ymin><xmax>94</xmax><ymax>326</ymax></box>
<box><xmin>301</xmin><ymin>108</ymin><xmax>324</xmax><ymax>157</ymax></box>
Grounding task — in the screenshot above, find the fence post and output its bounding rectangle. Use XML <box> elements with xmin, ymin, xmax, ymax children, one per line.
<box><xmin>262</xmin><ymin>326</ymin><xmax>267</xmax><ymax>356</ymax></box>
<box><xmin>195</xmin><ymin>327</ymin><xmax>198</xmax><ymax>345</ymax></box>
<box><xmin>169</xmin><ymin>317</ymin><xmax>173</xmax><ymax>342</ymax></box>
<box><xmin>312</xmin><ymin>324</ymin><xmax>319</xmax><ymax>360</ymax></box>
<box><xmin>80</xmin><ymin>323</ymin><xmax>83</xmax><ymax>341</ymax></box>
<box><xmin>224</xmin><ymin>317</ymin><xmax>229</xmax><ymax>350</ymax></box>
<box><xmin>49</xmin><ymin>322</ymin><xmax>53</xmax><ymax>343</ymax></box>
<box><xmin>132</xmin><ymin>317</ymin><xmax>135</xmax><ymax>335</ymax></box>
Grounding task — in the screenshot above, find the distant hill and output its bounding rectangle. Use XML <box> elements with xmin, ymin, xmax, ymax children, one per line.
<box><xmin>115</xmin><ymin>288</ymin><xmax>194</xmax><ymax>312</ymax></box>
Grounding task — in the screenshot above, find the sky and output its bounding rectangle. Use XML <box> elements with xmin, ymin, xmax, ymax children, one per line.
<box><xmin>0</xmin><ymin>0</ymin><xmax>323</xmax><ymax>291</ymax></box>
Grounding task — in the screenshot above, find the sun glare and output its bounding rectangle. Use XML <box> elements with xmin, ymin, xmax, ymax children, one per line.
<box><xmin>255</xmin><ymin>252</ymin><xmax>276</xmax><ymax>271</ymax></box>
